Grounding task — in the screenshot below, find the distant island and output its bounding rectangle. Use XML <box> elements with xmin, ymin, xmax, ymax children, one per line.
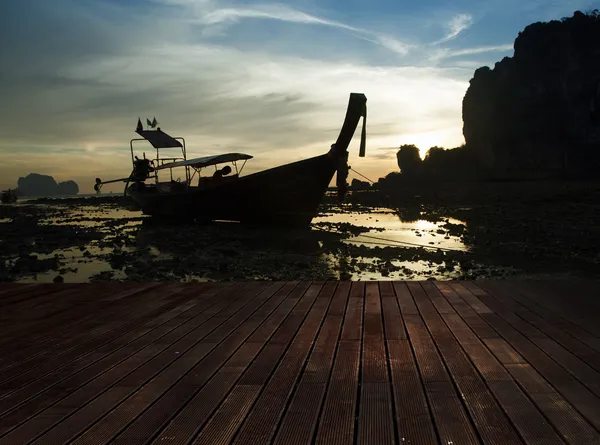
<box><xmin>14</xmin><ymin>173</ymin><xmax>79</xmax><ymax>196</ymax></box>
<box><xmin>391</xmin><ymin>10</ymin><xmax>600</xmax><ymax>183</ymax></box>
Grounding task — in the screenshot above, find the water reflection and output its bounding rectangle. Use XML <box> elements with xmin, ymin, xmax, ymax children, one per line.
<box><xmin>314</xmin><ymin>208</ymin><xmax>467</xmax><ymax>251</ymax></box>
<box><xmin>7</xmin><ymin>201</ymin><xmax>471</xmax><ymax>283</ymax></box>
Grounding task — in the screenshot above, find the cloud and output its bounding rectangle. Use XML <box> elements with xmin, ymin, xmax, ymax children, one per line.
<box><xmin>432</xmin><ymin>13</ymin><xmax>474</xmax><ymax>44</ymax></box>
<box><xmin>429</xmin><ymin>44</ymin><xmax>514</xmax><ymax>64</ymax></box>
<box><xmin>176</xmin><ymin>1</ymin><xmax>413</xmax><ymax>56</ymax></box>
<box><xmin>0</xmin><ymin>0</ymin><xmax>490</xmax><ymax>192</ymax></box>
<box><xmin>196</xmin><ymin>4</ymin><xmax>362</xmax><ymax>31</ymax></box>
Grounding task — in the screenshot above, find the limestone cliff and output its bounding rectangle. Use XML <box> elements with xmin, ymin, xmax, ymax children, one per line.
<box><xmin>462</xmin><ymin>10</ymin><xmax>600</xmax><ymax>178</ymax></box>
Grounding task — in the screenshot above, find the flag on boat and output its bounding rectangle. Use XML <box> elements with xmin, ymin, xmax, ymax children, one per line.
<box><xmin>151</xmin><ymin>117</ymin><xmax>158</xmax><ymax>128</ymax></box>
<box><xmin>136</xmin><ymin>118</ymin><xmax>143</xmax><ymax>132</ymax></box>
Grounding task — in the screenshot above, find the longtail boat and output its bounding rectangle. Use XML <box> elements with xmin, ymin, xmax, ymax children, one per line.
<box><xmin>94</xmin><ymin>92</ymin><xmax>367</xmax><ymax>226</ymax></box>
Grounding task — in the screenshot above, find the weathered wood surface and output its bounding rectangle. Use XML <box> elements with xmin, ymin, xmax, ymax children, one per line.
<box><xmin>0</xmin><ymin>280</ymin><xmax>599</xmax><ymax>444</ymax></box>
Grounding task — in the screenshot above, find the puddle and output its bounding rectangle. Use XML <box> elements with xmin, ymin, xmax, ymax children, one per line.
<box><xmin>3</xmin><ymin>201</ymin><xmax>473</xmax><ymax>282</ymax></box>
<box><xmin>314</xmin><ymin>209</ymin><xmax>467</xmax><ymax>251</ymax></box>
<box><xmin>323</xmin><ymin>253</ymin><xmax>462</xmax><ymax>280</ymax></box>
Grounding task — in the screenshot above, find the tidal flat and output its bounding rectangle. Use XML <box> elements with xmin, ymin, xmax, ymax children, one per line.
<box><xmin>1</xmin><ymin>182</ymin><xmax>598</xmax><ymax>283</ymax></box>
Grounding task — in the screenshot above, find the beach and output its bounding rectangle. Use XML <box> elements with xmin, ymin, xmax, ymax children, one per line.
<box><xmin>2</xmin><ymin>183</ymin><xmax>598</xmax><ymax>283</ymax></box>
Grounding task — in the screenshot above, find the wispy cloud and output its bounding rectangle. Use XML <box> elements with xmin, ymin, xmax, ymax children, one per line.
<box><xmin>432</xmin><ymin>13</ymin><xmax>474</xmax><ymax>44</ymax></box>
<box><xmin>181</xmin><ymin>2</ymin><xmax>413</xmax><ymax>56</ymax></box>
<box><xmin>432</xmin><ymin>43</ymin><xmax>514</xmax><ymax>60</ymax></box>
<box><xmin>197</xmin><ymin>4</ymin><xmax>362</xmax><ymax>31</ymax></box>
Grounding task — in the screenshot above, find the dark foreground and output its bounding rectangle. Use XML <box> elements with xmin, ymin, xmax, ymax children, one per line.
<box><xmin>1</xmin><ymin>280</ymin><xmax>599</xmax><ymax>444</ymax></box>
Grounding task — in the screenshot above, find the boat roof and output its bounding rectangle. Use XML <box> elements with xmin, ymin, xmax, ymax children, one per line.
<box><xmin>135</xmin><ymin>128</ymin><xmax>183</xmax><ymax>148</ymax></box>
<box><xmin>155</xmin><ymin>153</ymin><xmax>253</xmax><ymax>171</ymax></box>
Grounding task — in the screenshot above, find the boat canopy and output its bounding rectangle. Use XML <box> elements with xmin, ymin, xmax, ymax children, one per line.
<box><xmin>135</xmin><ymin>129</ymin><xmax>183</xmax><ymax>148</ymax></box>
<box><xmin>154</xmin><ymin>153</ymin><xmax>253</xmax><ymax>171</ymax></box>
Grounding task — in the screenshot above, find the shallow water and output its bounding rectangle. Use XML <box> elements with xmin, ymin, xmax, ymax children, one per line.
<box><xmin>2</xmin><ymin>200</ymin><xmax>476</xmax><ymax>282</ymax></box>
<box><xmin>314</xmin><ymin>208</ymin><xmax>467</xmax><ymax>251</ymax></box>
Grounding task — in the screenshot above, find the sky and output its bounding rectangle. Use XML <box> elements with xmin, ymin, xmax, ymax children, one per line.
<box><xmin>0</xmin><ymin>0</ymin><xmax>596</xmax><ymax>193</ymax></box>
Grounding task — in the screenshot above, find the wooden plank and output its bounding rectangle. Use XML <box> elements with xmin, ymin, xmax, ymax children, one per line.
<box><xmin>488</xmin><ymin>381</ymin><xmax>567</xmax><ymax>445</ymax></box>
<box><xmin>380</xmin><ymin>294</ymin><xmax>406</xmax><ymax>340</ymax></box>
<box><xmin>400</xmin><ymin>286</ymin><xmax>479</xmax><ymax>445</ymax></box>
<box><xmin>521</xmin><ymin>281</ymin><xmax>600</xmax><ymax>337</ymax></box>
<box><xmin>0</xmin><ymin>284</ymin><xmax>53</xmax><ymax>307</ymax></box>
<box><xmin>150</xmin><ymin>282</ymin><xmax>337</xmax><ymax>445</ymax></box>
<box><xmin>0</xmin><ymin>284</ymin><xmax>113</xmax><ymax>335</ymax></box>
<box><xmin>491</xmin><ymin>280</ymin><xmax>600</xmax><ymax>363</ymax></box>
<box><xmin>0</xmin><ymin>284</ymin><xmax>245</xmax><ymax>427</ymax></box>
<box><xmin>461</xmin><ymin>282</ymin><xmax>600</xmax><ymax>430</ymax></box>
<box><xmin>379</xmin><ymin>281</ymin><xmax>395</xmax><ymax>298</ymax></box>
<box><xmin>393</xmin><ymin>281</ymin><xmax>418</xmax><ymax>314</ymax></box>
<box><xmin>0</xmin><ymin>283</ymin><xmax>262</xmax><ymax>444</ymax></box>
<box><xmin>108</xmin><ymin>282</ymin><xmax>303</xmax><ymax>445</ymax></box>
<box><xmin>387</xmin><ymin>339</ymin><xmax>437</xmax><ymax>445</ymax></box>
<box><xmin>223</xmin><ymin>283</ymin><xmax>332</xmax><ymax>445</ymax></box>
<box><xmin>62</xmin><ymin>282</ymin><xmax>287</xmax><ymax>445</ymax></box>
<box><xmin>271</xmin><ymin>283</ymin><xmax>350</xmax><ymax>445</ymax></box>
<box><xmin>314</xmin><ymin>281</ymin><xmax>363</xmax><ymax>445</ymax></box>
<box><xmin>314</xmin><ymin>341</ymin><xmax>360</xmax><ymax>445</ymax></box>
<box><xmin>478</xmin><ymin>281</ymin><xmax>600</xmax><ymax>376</ymax></box>
<box><xmin>340</xmin><ymin>282</ymin><xmax>364</xmax><ymax>340</ymax></box>
<box><xmin>12</xmin><ymin>282</ymin><xmax>274</xmax><ymax>445</ymax></box>
<box><xmin>0</xmin><ymin>284</ymin><xmax>193</xmax><ymax>390</ymax></box>
<box><xmin>358</xmin><ymin>282</ymin><xmax>394</xmax><ymax>445</ymax></box>
<box><xmin>0</xmin><ymin>293</ymin><xmax>203</xmax><ymax>420</ymax></box>
<box><xmin>416</xmin><ymin>283</ymin><xmax>522</xmax><ymax>445</ymax></box>
<box><xmin>0</xmin><ymin>283</ymin><xmax>153</xmax><ymax>331</ymax></box>
<box><xmin>452</xmin><ymin>282</ymin><xmax>600</xmax><ymax>442</ymax></box>
<box><xmin>434</xmin><ymin>282</ymin><xmax>567</xmax><ymax>444</ymax></box>
<box><xmin>506</xmin><ymin>364</ymin><xmax>600</xmax><ymax>445</ymax></box>
<box><xmin>0</xmin><ymin>283</ymin><xmax>167</xmax><ymax>363</ymax></box>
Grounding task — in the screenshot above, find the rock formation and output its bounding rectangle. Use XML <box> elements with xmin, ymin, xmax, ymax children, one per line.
<box><xmin>15</xmin><ymin>173</ymin><xmax>79</xmax><ymax>196</ymax></box>
<box><xmin>57</xmin><ymin>180</ymin><xmax>79</xmax><ymax>195</ymax></box>
<box><xmin>462</xmin><ymin>10</ymin><xmax>600</xmax><ymax>178</ymax></box>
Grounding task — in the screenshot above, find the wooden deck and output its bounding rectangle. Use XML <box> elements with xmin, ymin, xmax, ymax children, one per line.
<box><xmin>0</xmin><ymin>281</ymin><xmax>599</xmax><ymax>445</ymax></box>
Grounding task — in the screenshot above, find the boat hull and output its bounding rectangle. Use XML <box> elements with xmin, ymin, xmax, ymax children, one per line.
<box><xmin>127</xmin><ymin>153</ymin><xmax>337</xmax><ymax>226</ymax></box>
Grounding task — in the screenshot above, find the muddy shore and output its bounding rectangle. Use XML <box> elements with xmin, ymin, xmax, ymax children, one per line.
<box><xmin>1</xmin><ymin>181</ymin><xmax>598</xmax><ymax>283</ymax></box>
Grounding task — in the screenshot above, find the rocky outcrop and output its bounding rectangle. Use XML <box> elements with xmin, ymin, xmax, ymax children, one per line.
<box><xmin>462</xmin><ymin>10</ymin><xmax>600</xmax><ymax>178</ymax></box>
<box><xmin>57</xmin><ymin>180</ymin><xmax>79</xmax><ymax>195</ymax></box>
<box><xmin>15</xmin><ymin>173</ymin><xmax>79</xmax><ymax>196</ymax></box>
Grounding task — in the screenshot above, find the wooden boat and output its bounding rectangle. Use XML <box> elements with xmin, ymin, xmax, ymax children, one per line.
<box><xmin>94</xmin><ymin>93</ymin><xmax>367</xmax><ymax>226</ymax></box>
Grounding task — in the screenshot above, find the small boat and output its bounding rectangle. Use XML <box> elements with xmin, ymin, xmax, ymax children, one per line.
<box><xmin>1</xmin><ymin>189</ymin><xmax>17</xmax><ymax>204</ymax></box>
<box><xmin>94</xmin><ymin>93</ymin><xmax>367</xmax><ymax>226</ymax></box>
